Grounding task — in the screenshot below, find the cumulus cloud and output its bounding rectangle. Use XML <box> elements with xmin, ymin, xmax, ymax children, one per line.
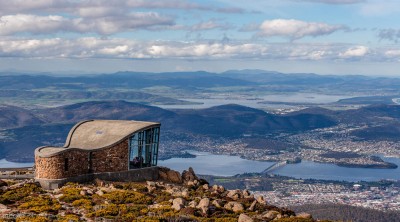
<box><xmin>384</xmin><ymin>50</ymin><xmax>400</xmax><ymax>57</ymax></box>
<box><xmin>0</xmin><ymin>13</ymin><xmax>174</xmax><ymax>35</ymax></box>
<box><xmin>0</xmin><ymin>37</ymin><xmax>389</xmax><ymax>62</ymax></box>
<box><xmin>339</xmin><ymin>46</ymin><xmax>369</xmax><ymax>58</ymax></box>
<box><xmin>257</xmin><ymin>19</ymin><xmax>344</xmax><ymax>40</ymax></box>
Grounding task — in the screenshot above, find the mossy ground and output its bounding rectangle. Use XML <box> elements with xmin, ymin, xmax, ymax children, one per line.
<box><xmin>0</xmin><ymin>180</ymin><xmax>322</xmax><ymax>221</ymax></box>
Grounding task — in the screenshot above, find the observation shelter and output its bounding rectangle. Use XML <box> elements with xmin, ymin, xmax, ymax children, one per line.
<box><xmin>34</xmin><ymin>120</ymin><xmax>161</xmax><ymax>189</ymax></box>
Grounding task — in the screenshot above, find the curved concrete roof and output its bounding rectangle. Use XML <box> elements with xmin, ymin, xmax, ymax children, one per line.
<box><xmin>35</xmin><ymin>120</ymin><xmax>160</xmax><ymax>157</ymax></box>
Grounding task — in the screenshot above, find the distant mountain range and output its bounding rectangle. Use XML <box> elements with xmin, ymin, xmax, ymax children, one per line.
<box><xmin>1</xmin><ymin>100</ymin><xmax>400</xmax><ymax>162</ymax></box>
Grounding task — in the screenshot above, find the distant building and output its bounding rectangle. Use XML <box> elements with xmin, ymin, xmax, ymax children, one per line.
<box><xmin>35</xmin><ymin>120</ymin><xmax>160</xmax><ymax>189</ymax></box>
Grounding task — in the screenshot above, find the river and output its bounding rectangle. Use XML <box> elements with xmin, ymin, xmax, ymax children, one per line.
<box><xmin>159</xmin><ymin>151</ymin><xmax>400</xmax><ymax>182</ymax></box>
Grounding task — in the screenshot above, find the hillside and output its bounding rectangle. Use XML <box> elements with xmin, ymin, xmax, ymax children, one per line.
<box><xmin>0</xmin><ymin>168</ymin><xmax>320</xmax><ymax>222</ymax></box>
<box><xmin>0</xmin><ymin>105</ymin><xmax>43</xmax><ymax>129</ymax></box>
<box><xmin>0</xmin><ymin>101</ymin><xmax>340</xmax><ymax>161</ymax></box>
<box><xmin>2</xmin><ymin>101</ymin><xmax>400</xmax><ymax>162</ymax></box>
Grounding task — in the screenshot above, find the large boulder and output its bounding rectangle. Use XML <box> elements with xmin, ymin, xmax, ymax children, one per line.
<box><xmin>239</xmin><ymin>213</ymin><xmax>254</xmax><ymax>222</ymax></box>
<box><xmin>196</xmin><ymin>198</ymin><xmax>210</xmax><ymax>214</ymax></box>
<box><xmin>181</xmin><ymin>167</ymin><xmax>198</xmax><ymax>182</ymax></box>
<box><xmin>172</xmin><ymin>198</ymin><xmax>186</xmax><ymax>211</ymax></box>
<box><xmin>224</xmin><ymin>201</ymin><xmax>244</xmax><ymax>213</ymax></box>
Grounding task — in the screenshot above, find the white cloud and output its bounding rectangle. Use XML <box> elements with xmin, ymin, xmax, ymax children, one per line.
<box><xmin>0</xmin><ymin>14</ymin><xmax>68</xmax><ymax>35</ymax></box>
<box><xmin>294</xmin><ymin>0</ymin><xmax>365</xmax><ymax>4</ymax></box>
<box><xmin>339</xmin><ymin>46</ymin><xmax>368</xmax><ymax>58</ymax></box>
<box><xmin>0</xmin><ymin>13</ymin><xmax>174</xmax><ymax>35</ymax></box>
<box><xmin>258</xmin><ymin>19</ymin><xmax>343</xmax><ymax>40</ymax></box>
<box><xmin>384</xmin><ymin>50</ymin><xmax>400</xmax><ymax>57</ymax></box>
<box><xmin>0</xmin><ymin>37</ymin><xmax>391</xmax><ymax>63</ymax></box>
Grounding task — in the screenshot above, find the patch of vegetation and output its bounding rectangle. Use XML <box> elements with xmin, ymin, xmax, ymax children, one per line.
<box><xmin>19</xmin><ymin>195</ymin><xmax>61</xmax><ymax>213</ymax></box>
<box><xmin>102</xmin><ymin>190</ymin><xmax>152</xmax><ymax>205</ymax></box>
<box><xmin>0</xmin><ymin>183</ymin><xmax>42</xmax><ymax>204</ymax></box>
<box><xmin>59</xmin><ymin>186</ymin><xmax>85</xmax><ymax>203</ymax></box>
<box><xmin>72</xmin><ymin>198</ymin><xmax>93</xmax><ymax>211</ymax></box>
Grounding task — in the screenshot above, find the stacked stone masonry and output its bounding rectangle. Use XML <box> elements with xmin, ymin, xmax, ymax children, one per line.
<box><xmin>35</xmin><ymin>139</ymin><xmax>129</xmax><ymax>179</ymax></box>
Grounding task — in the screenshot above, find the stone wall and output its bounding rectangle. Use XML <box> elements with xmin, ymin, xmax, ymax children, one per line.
<box><xmin>35</xmin><ymin>139</ymin><xmax>129</xmax><ymax>180</ymax></box>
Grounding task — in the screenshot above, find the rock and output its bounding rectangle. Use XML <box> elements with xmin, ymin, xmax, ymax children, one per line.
<box><xmin>226</xmin><ymin>189</ymin><xmax>241</xmax><ymax>200</ymax></box>
<box><xmin>212</xmin><ymin>184</ymin><xmax>219</xmax><ymax>191</ymax></box>
<box><xmin>188</xmin><ymin>200</ymin><xmax>197</xmax><ymax>208</ymax></box>
<box><xmin>187</xmin><ymin>181</ymin><xmax>195</xmax><ymax>187</ymax></box>
<box><xmin>0</xmin><ymin>203</ymin><xmax>10</xmax><ymax>213</ymax></box>
<box><xmin>238</xmin><ymin>213</ymin><xmax>254</xmax><ymax>222</ymax></box>
<box><xmin>167</xmin><ymin>170</ymin><xmax>182</xmax><ymax>184</ymax></box>
<box><xmin>80</xmin><ymin>190</ymin><xmax>87</xmax><ymax>196</ymax></box>
<box><xmin>212</xmin><ymin>199</ymin><xmax>223</xmax><ymax>208</ymax></box>
<box><xmin>256</xmin><ymin>195</ymin><xmax>266</xmax><ymax>205</ymax></box>
<box><xmin>148</xmin><ymin>203</ymin><xmax>163</xmax><ymax>209</ymax></box>
<box><xmin>146</xmin><ymin>181</ymin><xmax>156</xmax><ymax>187</ymax></box>
<box><xmin>248</xmin><ymin>200</ymin><xmax>257</xmax><ymax>211</ymax></box>
<box><xmin>159</xmin><ymin>171</ymin><xmax>168</xmax><ymax>181</ymax></box>
<box><xmin>202</xmin><ymin>183</ymin><xmax>209</xmax><ymax>190</ymax></box>
<box><xmin>297</xmin><ymin>212</ymin><xmax>312</xmax><ymax>219</ymax></box>
<box><xmin>224</xmin><ymin>201</ymin><xmax>244</xmax><ymax>213</ymax></box>
<box><xmin>243</xmin><ymin>189</ymin><xmax>252</xmax><ymax>198</ymax></box>
<box><xmin>181</xmin><ymin>167</ymin><xmax>198</xmax><ymax>182</ymax></box>
<box><xmin>218</xmin><ymin>185</ymin><xmax>225</xmax><ymax>193</ymax></box>
<box><xmin>263</xmin><ymin>210</ymin><xmax>280</xmax><ymax>220</ymax></box>
<box><xmin>181</xmin><ymin>190</ymin><xmax>189</xmax><ymax>198</ymax></box>
<box><xmin>0</xmin><ymin>180</ymin><xmax>7</xmax><ymax>187</ymax></box>
<box><xmin>86</xmin><ymin>189</ymin><xmax>94</xmax><ymax>195</ymax></box>
<box><xmin>95</xmin><ymin>190</ymin><xmax>104</xmax><ymax>196</ymax></box>
<box><xmin>54</xmin><ymin>194</ymin><xmax>64</xmax><ymax>199</ymax></box>
<box><xmin>196</xmin><ymin>198</ymin><xmax>210</xmax><ymax>214</ymax></box>
<box><xmin>172</xmin><ymin>198</ymin><xmax>186</xmax><ymax>211</ymax></box>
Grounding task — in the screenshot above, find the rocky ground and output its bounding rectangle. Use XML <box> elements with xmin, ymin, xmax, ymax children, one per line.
<box><xmin>0</xmin><ymin>167</ymin><xmax>327</xmax><ymax>222</ymax></box>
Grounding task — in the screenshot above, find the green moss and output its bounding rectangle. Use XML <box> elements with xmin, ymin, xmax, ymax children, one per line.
<box><xmin>87</xmin><ymin>203</ymin><xmax>120</xmax><ymax>218</ymax></box>
<box><xmin>0</xmin><ymin>183</ymin><xmax>43</xmax><ymax>204</ymax></box>
<box><xmin>55</xmin><ymin>214</ymin><xmax>81</xmax><ymax>222</ymax></box>
<box><xmin>102</xmin><ymin>190</ymin><xmax>152</xmax><ymax>204</ymax></box>
<box><xmin>121</xmin><ymin>182</ymin><xmax>148</xmax><ymax>192</ymax></box>
<box><xmin>59</xmin><ymin>187</ymin><xmax>84</xmax><ymax>203</ymax></box>
<box><xmin>18</xmin><ymin>195</ymin><xmax>61</xmax><ymax>213</ymax></box>
<box><xmin>16</xmin><ymin>216</ymin><xmax>48</xmax><ymax>222</ymax></box>
<box><xmin>72</xmin><ymin>199</ymin><xmax>93</xmax><ymax>211</ymax></box>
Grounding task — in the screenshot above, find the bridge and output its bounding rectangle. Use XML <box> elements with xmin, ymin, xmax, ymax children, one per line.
<box><xmin>262</xmin><ymin>161</ymin><xmax>287</xmax><ymax>174</ymax></box>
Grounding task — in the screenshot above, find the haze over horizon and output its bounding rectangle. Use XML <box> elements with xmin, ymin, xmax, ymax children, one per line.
<box><xmin>0</xmin><ymin>0</ymin><xmax>399</xmax><ymax>76</ymax></box>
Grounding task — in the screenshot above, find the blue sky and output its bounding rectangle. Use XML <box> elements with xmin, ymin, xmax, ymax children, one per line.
<box><xmin>0</xmin><ymin>0</ymin><xmax>399</xmax><ymax>76</ymax></box>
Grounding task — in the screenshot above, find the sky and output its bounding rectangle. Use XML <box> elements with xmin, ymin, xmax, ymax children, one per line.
<box><xmin>0</xmin><ymin>0</ymin><xmax>399</xmax><ymax>76</ymax></box>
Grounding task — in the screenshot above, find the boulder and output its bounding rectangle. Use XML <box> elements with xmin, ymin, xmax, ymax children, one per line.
<box><xmin>243</xmin><ymin>189</ymin><xmax>253</xmax><ymax>198</ymax></box>
<box><xmin>167</xmin><ymin>170</ymin><xmax>182</xmax><ymax>184</ymax></box>
<box><xmin>224</xmin><ymin>201</ymin><xmax>244</xmax><ymax>213</ymax></box>
<box><xmin>263</xmin><ymin>210</ymin><xmax>280</xmax><ymax>220</ymax></box>
<box><xmin>172</xmin><ymin>198</ymin><xmax>186</xmax><ymax>211</ymax></box>
<box><xmin>238</xmin><ymin>213</ymin><xmax>254</xmax><ymax>222</ymax></box>
<box><xmin>196</xmin><ymin>198</ymin><xmax>210</xmax><ymax>214</ymax></box>
<box><xmin>202</xmin><ymin>183</ymin><xmax>209</xmax><ymax>190</ymax></box>
<box><xmin>188</xmin><ymin>200</ymin><xmax>197</xmax><ymax>208</ymax></box>
<box><xmin>248</xmin><ymin>200</ymin><xmax>257</xmax><ymax>211</ymax></box>
<box><xmin>181</xmin><ymin>167</ymin><xmax>198</xmax><ymax>182</ymax></box>
<box><xmin>80</xmin><ymin>190</ymin><xmax>87</xmax><ymax>196</ymax></box>
<box><xmin>212</xmin><ymin>199</ymin><xmax>223</xmax><ymax>208</ymax></box>
<box><xmin>297</xmin><ymin>212</ymin><xmax>312</xmax><ymax>219</ymax></box>
<box><xmin>256</xmin><ymin>195</ymin><xmax>266</xmax><ymax>205</ymax></box>
<box><xmin>226</xmin><ymin>189</ymin><xmax>241</xmax><ymax>200</ymax></box>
